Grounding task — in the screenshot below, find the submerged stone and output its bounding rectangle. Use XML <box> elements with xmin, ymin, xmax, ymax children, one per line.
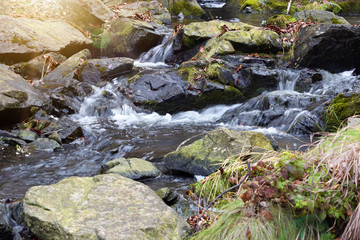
<box><xmin>23</xmin><ymin>174</ymin><xmax>190</xmax><ymax>240</ymax></box>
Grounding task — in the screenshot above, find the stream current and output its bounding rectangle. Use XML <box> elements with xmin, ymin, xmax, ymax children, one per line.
<box><xmin>1</xmin><ymin>14</ymin><xmax>360</xmax><ymax>200</ymax></box>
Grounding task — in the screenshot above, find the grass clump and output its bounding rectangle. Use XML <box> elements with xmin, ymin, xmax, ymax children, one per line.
<box><xmin>188</xmin><ymin>125</ymin><xmax>360</xmax><ymax>239</ymax></box>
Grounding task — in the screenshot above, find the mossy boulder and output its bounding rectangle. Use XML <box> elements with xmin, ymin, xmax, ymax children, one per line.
<box><xmin>79</xmin><ymin>57</ymin><xmax>134</xmax><ymax>84</ymax></box>
<box><xmin>0</xmin><ymin>15</ymin><xmax>92</xmax><ymax>65</ymax></box>
<box><xmin>99</xmin><ymin>158</ymin><xmax>161</xmax><ymax>180</ymax></box>
<box><xmin>164</xmin><ymin>127</ymin><xmax>273</xmax><ymax>176</ymax></box>
<box><xmin>303</xmin><ymin>2</ymin><xmax>343</xmax><ymax>15</ymax></box>
<box><xmin>226</xmin><ymin>0</ymin><xmax>288</xmax><ymax>13</ymax></box>
<box><xmin>324</xmin><ymin>93</ymin><xmax>360</xmax><ymax>132</ymax></box>
<box><xmin>266</xmin><ymin>14</ymin><xmax>296</xmax><ymax>27</ymax></box>
<box><xmin>294</xmin><ymin>10</ymin><xmax>350</xmax><ymax>25</ymax></box>
<box><xmin>0</xmin><ymin>65</ymin><xmax>49</xmax><ymax>127</ymax></box>
<box><xmin>221</xmin><ymin>28</ymin><xmax>282</xmax><ymax>53</ymax></box>
<box><xmin>183</xmin><ymin>20</ymin><xmax>252</xmax><ymax>45</ymax></box>
<box><xmin>292</xmin><ymin>23</ymin><xmax>360</xmax><ymax>73</ymax></box>
<box><xmin>169</xmin><ymin>0</ymin><xmax>206</xmax><ymax>17</ymax></box>
<box><xmin>23</xmin><ymin>174</ymin><xmax>190</xmax><ymax>240</ymax></box>
<box><xmin>183</xmin><ymin>20</ymin><xmax>282</xmax><ymax>53</ymax></box>
<box><xmin>338</xmin><ymin>0</ymin><xmax>360</xmax><ymax>15</ymax></box>
<box><xmin>203</xmin><ymin>39</ymin><xmax>235</xmax><ymax>59</ymax></box>
<box><xmin>101</xmin><ymin>17</ymin><xmax>166</xmax><ymax>59</ymax></box>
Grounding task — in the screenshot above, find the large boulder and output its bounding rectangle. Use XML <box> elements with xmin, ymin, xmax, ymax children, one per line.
<box><xmin>23</xmin><ymin>174</ymin><xmax>190</xmax><ymax>240</ymax></box>
<box><xmin>120</xmin><ymin>69</ymin><xmax>244</xmax><ymax>114</ymax></box>
<box><xmin>100</xmin><ymin>17</ymin><xmax>166</xmax><ymax>59</ymax></box>
<box><xmin>294</xmin><ymin>10</ymin><xmax>350</xmax><ymax>24</ymax></box>
<box><xmin>292</xmin><ymin>23</ymin><xmax>360</xmax><ymax>73</ymax></box>
<box><xmin>0</xmin><ymin>65</ymin><xmax>49</xmax><ymax>126</ymax></box>
<box><xmin>0</xmin><ymin>15</ymin><xmax>92</xmax><ymax>64</ymax></box>
<box><xmin>182</xmin><ymin>20</ymin><xmax>282</xmax><ymax>53</ymax></box>
<box><xmin>79</xmin><ymin>57</ymin><xmax>134</xmax><ymax>85</ymax></box>
<box><xmin>58</xmin><ymin>0</ymin><xmax>115</xmax><ymax>30</ymax></box>
<box><xmin>99</xmin><ymin>158</ymin><xmax>161</xmax><ymax>180</ymax></box>
<box><xmin>164</xmin><ymin>127</ymin><xmax>273</xmax><ymax>176</ymax></box>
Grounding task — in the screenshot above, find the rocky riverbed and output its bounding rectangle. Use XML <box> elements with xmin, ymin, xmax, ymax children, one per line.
<box><xmin>1</xmin><ymin>0</ymin><xmax>360</xmax><ymax>239</ymax></box>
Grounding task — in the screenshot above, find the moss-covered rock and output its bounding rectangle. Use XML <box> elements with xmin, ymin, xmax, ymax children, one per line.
<box><xmin>169</xmin><ymin>0</ymin><xmax>205</xmax><ymax>17</ymax></box>
<box><xmin>101</xmin><ymin>17</ymin><xmax>165</xmax><ymax>59</ymax></box>
<box><xmin>266</xmin><ymin>14</ymin><xmax>297</xmax><ymax>27</ymax></box>
<box><xmin>23</xmin><ymin>174</ymin><xmax>190</xmax><ymax>240</ymax></box>
<box><xmin>294</xmin><ymin>10</ymin><xmax>349</xmax><ymax>25</ymax></box>
<box><xmin>226</xmin><ymin>0</ymin><xmax>288</xmax><ymax>13</ymax></box>
<box><xmin>164</xmin><ymin>127</ymin><xmax>273</xmax><ymax>176</ymax></box>
<box><xmin>324</xmin><ymin>93</ymin><xmax>360</xmax><ymax>132</ymax></box>
<box><xmin>99</xmin><ymin>157</ymin><xmax>161</xmax><ymax>180</ymax></box>
<box><xmin>338</xmin><ymin>0</ymin><xmax>360</xmax><ymax>15</ymax></box>
<box><xmin>203</xmin><ymin>39</ymin><xmax>235</xmax><ymax>59</ymax></box>
<box><xmin>221</xmin><ymin>28</ymin><xmax>282</xmax><ymax>53</ymax></box>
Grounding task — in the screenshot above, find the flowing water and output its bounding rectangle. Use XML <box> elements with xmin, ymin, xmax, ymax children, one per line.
<box><xmin>1</xmin><ymin>14</ymin><xmax>360</xmax><ymax>237</ymax></box>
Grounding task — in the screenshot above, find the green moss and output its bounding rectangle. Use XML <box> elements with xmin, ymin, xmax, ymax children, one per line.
<box><xmin>97</xmin><ymin>66</ymin><xmax>107</xmax><ymax>74</ymax></box>
<box><xmin>266</xmin><ymin>14</ymin><xmax>297</xmax><ymax>27</ymax></box>
<box><xmin>324</xmin><ymin>93</ymin><xmax>360</xmax><ymax>132</ymax></box>
<box><xmin>240</xmin><ymin>0</ymin><xmax>262</xmax><ymax>12</ymax></box>
<box><xmin>265</xmin><ymin>0</ymin><xmax>288</xmax><ymax>12</ymax></box>
<box><xmin>338</xmin><ymin>0</ymin><xmax>360</xmax><ymax>14</ymax></box>
<box><xmin>169</xmin><ymin>1</ymin><xmax>205</xmax><ymax>17</ymax></box>
<box><xmin>183</xmin><ymin>35</ymin><xmax>196</xmax><ymax>49</ymax></box>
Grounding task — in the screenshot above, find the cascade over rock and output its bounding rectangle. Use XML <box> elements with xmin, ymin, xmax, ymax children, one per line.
<box><xmin>100</xmin><ymin>17</ymin><xmax>166</xmax><ymax>59</ymax></box>
<box><xmin>0</xmin><ymin>15</ymin><xmax>92</xmax><ymax>64</ymax></box>
<box><xmin>292</xmin><ymin>23</ymin><xmax>360</xmax><ymax>73</ymax></box>
<box><xmin>164</xmin><ymin>127</ymin><xmax>273</xmax><ymax>176</ymax></box>
<box><xmin>120</xmin><ymin>69</ymin><xmax>244</xmax><ymax>114</ymax></box>
<box><xmin>0</xmin><ymin>65</ymin><xmax>49</xmax><ymax>126</ymax></box>
<box><xmin>23</xmin><ymin>174</ymin><xmax>190</xmax><ymax>240</ymax></box>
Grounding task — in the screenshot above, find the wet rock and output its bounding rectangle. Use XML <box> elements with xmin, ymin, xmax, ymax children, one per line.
<box><xmin>219</xmin><ymin>91</ymin><xmax>327</xmax><ymax>135</ymax></box>
<box><xmin>23</xmin><ymin>174</ymin><xmax>190</xmax><ymax>240</ymax></box>
<box><xmin>121</xmin><ymin>69</ymin><xmax>244</xmax><ymax>114</ymax></box>
<box><xmin>293</xmin><ymin>24</ymin><xmax>360</xmax><ymax>73</ymax></box>
<box><xmin>19</xmin><ymin>52</ymin><xmax>67</xmax><ymax>81</ymax></box>
<box><xmin>18</xmin><ymin>130</ymin><xmax>38</xmax><ymax>142</ymax></box>
<box><xmin>101</xmin><ymin>17</ymin><xmax>166</xmax><ymax>59</ymax></box>
<box><xmin>41</xmin><ymin>116</ymin><xmax>84</xmax><ymax>143</ymax></box>
<box><xmin>58</xmin><ymin>0</ymin><xmax>114</xmax><ymax>30</ymax></box>
<box><xmin>28</xmin><ymin>138</ymin><xmax>61</xmax><ymax>151</ymax></box>
<box><xmin>156</xmin><ymin>187</ymin><xmax>179</xmax><ymax>205</ymax></box>
<box><xmin>79</xmin><ymin>57</ymin><xmax>134</xmax><ymax>84</ymax></box>
<box><xmin>38</xmin><ymin>49</ymin><xmax>93</xmax><ymax>114</ymax></box>
<box><xmin>294</xmin><ymin>10</ymin><xmax>350</xmax><ymax>25</ymax></box>
<box><xmin>203</xmin><ymin>38</ymin><xmax>235</xmax><ymax>58</ymax></box>
<box><xmin>99</xmin><ymin>158</ymin><xmax>161</xmax><ymax>180</ymax></box>
<box><xmin>0</xmin><ymin>15</ymin><xmax>91</xmax><ymax>65</ymax></box>
<box><xmin>0</xmin><ymin>65</ymin><xmax>49</xmax><ymax>127</ymax></box>
<box><xmin>41</xmin><ymin>49</ymin><xmax>92</xmax><ymax>89</ymax></box>
<box><xmin>164</xmin><ymin>127</ymin><xmax>273</xmax><ymax>176</ymax></box>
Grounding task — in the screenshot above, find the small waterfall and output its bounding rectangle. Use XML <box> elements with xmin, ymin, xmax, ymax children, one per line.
<box><xmin>138</xmin><ymin>33</ymin><xmax>174</xmax><ymax>64</ymax></box>
<box><xmin>278</xmin><ymin>69</ymin><xmax>300</xmax><ymax>91</ymax></box>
